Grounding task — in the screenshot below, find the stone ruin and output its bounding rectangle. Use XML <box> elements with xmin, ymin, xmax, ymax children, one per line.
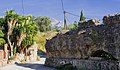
<box><xmin>103</xmin><ymin>14</ymin><xmax>120</xmax><ymax>25</ymax></box>
<box><xmin>45</xmin><ymin>14</ymin><xmax>120</xmax><ymax>70</ymax></box>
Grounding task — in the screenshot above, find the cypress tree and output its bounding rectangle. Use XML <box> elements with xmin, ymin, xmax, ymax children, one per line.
<box><xmin>79</xmin><ymin>10</ymin><xmax>85</xmax><ymax>22</ymax></box>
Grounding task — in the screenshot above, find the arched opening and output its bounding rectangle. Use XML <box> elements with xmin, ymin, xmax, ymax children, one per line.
<box><xmin>91</xmin><ymin>50</ymin><xmax>118</xmax><ymax>61</ymax></box>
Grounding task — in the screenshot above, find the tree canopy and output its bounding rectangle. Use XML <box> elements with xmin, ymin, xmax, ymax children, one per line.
<box><xmin>34</xmin><ymin>16</ymin><xmax>52</xmax><ymax>32</ymax></box>
<box><xmin>0</xmin><ymin>10</ymin><xmax>38</xmax><ymax>56</ymax></box>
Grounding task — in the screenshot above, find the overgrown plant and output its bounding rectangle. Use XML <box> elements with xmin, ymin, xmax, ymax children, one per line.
<box><xmin>0</xmin><ymin>10</ymin><xmax>38</xmax><ymax>58</ymax></box>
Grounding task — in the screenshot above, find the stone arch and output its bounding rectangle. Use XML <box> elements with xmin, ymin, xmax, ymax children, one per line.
<box><xmin>91</xmin><ymin>50</ymin><xmax>118</xmax><ymax>61</ymax></box>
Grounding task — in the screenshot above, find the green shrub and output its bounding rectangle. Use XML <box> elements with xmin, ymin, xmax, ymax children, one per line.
<box><xmin>8</xmin><ymin>56</ymin><xmax>15</xmax><ymax>60</ymax></box>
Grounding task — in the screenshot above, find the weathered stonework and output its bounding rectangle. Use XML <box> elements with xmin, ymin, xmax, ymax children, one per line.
<box><xmin>45</xmin><ymin>58</ymin><xmax>119</xmax><ymax>70</ymax></box>
<box><xmin>103</xmin><ymin>14</ymin><xmax>120</xmax><ymax>25</ymax></box>
<box><xmin>45</xmin><ymin>14</ymin><xmax>120</xmax><ymax>69</ymax></box>
<box><xmin>78</xmin><ymin>19</ymin><xmax>100</xmax><ymax>30</ymax></box>
<box><xmin>45</xmin><ymin>24</ymin><xmax>120</xmax><ymax>59</ymax></box>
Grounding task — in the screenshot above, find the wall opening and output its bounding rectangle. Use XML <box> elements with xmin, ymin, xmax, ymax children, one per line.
<box><xmin>91</xmin><ymin>50</ymin><xmax>118</xmax><ymax>61</ymax></box>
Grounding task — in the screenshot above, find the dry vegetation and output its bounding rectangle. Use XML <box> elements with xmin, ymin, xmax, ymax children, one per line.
<box><xmin>34</xmin><ymin>31</ymin><xmax>58</xmax><ymax>52</ymax></box>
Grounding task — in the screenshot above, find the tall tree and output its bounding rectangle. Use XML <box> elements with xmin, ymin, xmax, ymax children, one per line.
<box><xmin>34</xmin><ymin>16</ymin><xmax>52</xmax><ymax>32</ymax></box>
<box><xmin>5</xmin><ymin>10</ymin><xmax>19</xmax><ymax>56</ymax></box>
<box><xmin>14</xmin><ymin>15</ymin><xmax>38</xmax><ymax>53</ymax></box>
<box><xmin>79</xmin><ymin>10</ymin><xmax>85</xmax><ymax>22</ymax></box>
<box><xmin>0</xmin><ymin>18</ymin><xmax>6</xmax><ymax>46</ymax></box>
<box><xmin>0</xmin><ymin>10</ymin><xmax>38</xmax><ymax>57</ymax></box>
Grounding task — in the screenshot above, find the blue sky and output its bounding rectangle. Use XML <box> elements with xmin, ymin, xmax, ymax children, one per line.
<box><xmin>0</xmin><ymin>0</ymin><xmax>120</xmax><ymax>23</ymax></box>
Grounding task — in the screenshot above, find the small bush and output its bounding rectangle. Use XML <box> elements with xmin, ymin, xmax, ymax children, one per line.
<box><xmin>8</xmin><ymin>56</ymin><xmax>15</xmax><ymax>60</ymax></box>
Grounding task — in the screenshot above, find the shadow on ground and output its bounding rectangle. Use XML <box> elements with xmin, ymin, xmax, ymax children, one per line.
<box><xmin>15</xmin><ymin>63</ymin><xmax>56</xmax><ymax>70</ymax></box>
<box><xmin>14</xmin><ymin>50</ymin><xmax>55</xmax><ymax>70</ymax></box>
<box><xmin>37</xmin><ymin>50</ymin><xmax>47</xmax><ymax>58</ymax></box>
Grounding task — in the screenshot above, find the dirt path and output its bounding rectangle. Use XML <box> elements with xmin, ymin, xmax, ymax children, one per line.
<box><xmin>0</xmin><ymin>58</ymin><xmax>56</xmax><ymax>70</ymax></box>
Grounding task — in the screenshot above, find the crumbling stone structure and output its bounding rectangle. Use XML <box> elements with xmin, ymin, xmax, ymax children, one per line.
<box><xmin>78</xmin><ymin>19</ymin><xmax>100</xmax><ymax>30</ymax></box>
<box><xmin>103</xmin><ymin>14</ymin><xmax>120</xmax><ymax>25</ymax></box>
<box><xmin>45</xmin><ymin>14</ymin><xmax>120</xmax><ymax>70</ymax></box>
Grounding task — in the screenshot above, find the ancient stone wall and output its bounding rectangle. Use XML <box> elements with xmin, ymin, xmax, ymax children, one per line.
<box><xmin>78</xmin><ymin>19</ymin><xmax>100</xmax><ymax>30</ymax></box>
<box><xmin>45</xmin><ymin>14</ymin><xmax>120</xmax><ymax>69</ymax></box>
<box><xmin>45</xmin><ymin>58</ymin><xmax>119</xmax><ymax>70</ymax></box>
<box><xmin>45</xmin><ymin>23</ymin><xmax>120</xmax><ymax>59</ymax></box>
<box><xmin>103</xmin><ymin>14</ymin><xmax>120</xmax><ymax>25</ymax></box>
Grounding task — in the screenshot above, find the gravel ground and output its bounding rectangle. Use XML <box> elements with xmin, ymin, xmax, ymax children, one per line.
<box><xmin>0</xmin><ymin>58</ymin><xmax>56</xmax><ymax>70</ymax></box>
